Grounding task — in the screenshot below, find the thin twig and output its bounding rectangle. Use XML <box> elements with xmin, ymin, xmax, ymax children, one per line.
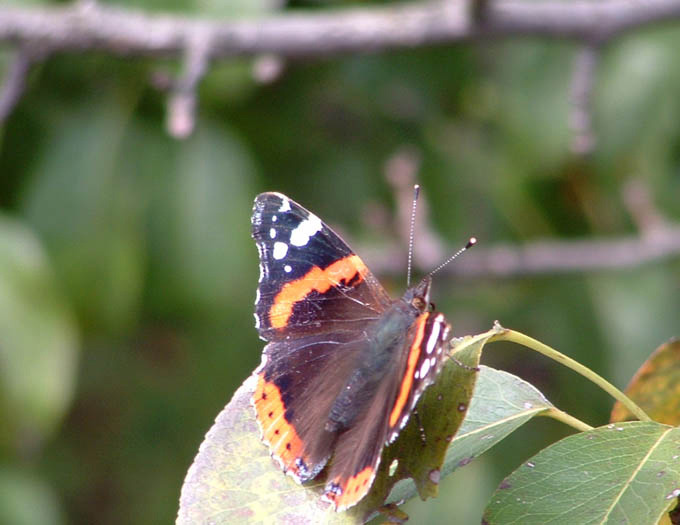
<box><xmin>622</xmin><ymin>177</ymin><xmax>669</xmax><ymax>234</ymax></box>
<box><xmin>384</xmin><ymin>148</ymin><xmax>446</xmax><ymax>272</ymax></box>
<box><xmin>541</xmin><ymin>407</ymin><xmax>593</xmax><ymax>432</ymax></box>
<box><xmin>491</xmin><ymin>329</ymin><xmax>652</xmax><ymax>422</ymax></box>
<box><xmin>1</xmin><ymin>0</ymin><xmax>680</xmax><ymax>59</ymax></box>
<box><xmin>167</xmin><ymin>35</ymin><xmax>211</xmax><ymax>138</ymax></box>
<box><xmin>569</xmin><ymin>44</ymin><xmax>599</xmax><ymax>155</ymax></box>
<box><xmin>0</xmin><ymin>46</ymin><xmax>38</xmax><ymax>123</ymax></box>
<box><xmin>252</xmin><ymin>54</ymin><xmax>285</xmax><ymax>84</ymax></box>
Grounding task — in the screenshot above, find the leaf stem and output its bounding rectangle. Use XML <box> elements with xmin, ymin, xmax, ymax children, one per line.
<box><xmin>541</xmin><ymin>407</ymin><xmax>593</xmax><ymax>432</ymax></box>
<box><xmin>489</xmin><ymin>328</ymin><xmax>651</xmax><ymax>422</ymax></box>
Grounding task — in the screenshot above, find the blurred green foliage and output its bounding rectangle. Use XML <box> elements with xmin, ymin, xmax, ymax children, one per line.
<box><xmin>0</xmin><ymin>1</ymin><xmax>679</xmax><ymax>523</ymax></box>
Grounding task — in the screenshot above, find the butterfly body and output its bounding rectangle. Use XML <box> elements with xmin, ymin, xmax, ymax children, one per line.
<box><xmin>251</xmin><ymin>192</ymin><xmax>451</xmax><ymax>510</ymax></box>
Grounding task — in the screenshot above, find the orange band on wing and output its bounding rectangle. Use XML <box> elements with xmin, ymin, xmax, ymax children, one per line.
<box><xmin>389</xmin><ymin>313</ymin><xmax>428</xmax><ymax>427</ymax></box>
<box><xmin>325</xmin><ymin>466</ymin><xmax>375</xmax><ymax>510</ymax></box>
<box><xmin>254</xmin><ymin>373</ymin><xmax>307</xmax><ymax>478</ymax></box>
<box><xmin>268</xmin><ymin>255</ymin><xmax>367</xmax><ymax>329</ymax></box>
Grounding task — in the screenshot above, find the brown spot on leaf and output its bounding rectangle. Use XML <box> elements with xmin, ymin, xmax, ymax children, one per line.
<box><xmin>499</xmin><ymin>479</ymin><xmax>512</xmax><ymax>490</ymax></box>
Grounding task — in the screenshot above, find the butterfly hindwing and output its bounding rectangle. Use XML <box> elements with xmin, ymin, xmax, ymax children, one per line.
<box><xmin>321</xmin><ymin>311</ymin><xmax>451</xmax><ymax>510</ymax></box>
<box><xmin>253</xmin><ymin>332</ymin><xmax>366</xmax><ymax>482</ymax></box>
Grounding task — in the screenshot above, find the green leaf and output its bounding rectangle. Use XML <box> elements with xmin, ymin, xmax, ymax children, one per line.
<box><xmin>445</xmin><ymin>366</ymin><xmax>554</xmax><ymax>473</ymax></box>
<box><xmin>483</xmin><ymin>422</ymin><xmax>680</xmax><ymax>524</ymax></box>
<box><xmin>0</xmin><ymin>467</ymin><xmax>64</xmax><ymax>525</ymax></box>
<box><xmin>177</xmin><ymin>327</ymin><xmax>503</xmax><ymax>524</ymax></box>
<box><xmin>588</xmin><ymin>271</ymin><xmax>680</xmax><ymax>390</ymax></box>
<box><xmin>177</xmin><ymin>376</ymin><xmax>352</xmax><ymax>525</ymax></box>
<box><xmin>493</xmin><ymin>42</ymin><xmax>572</xmax><ymax>174</ymax></box>
<box><xmin>0</xmin><ymin>215</ymin><xmax>79</xmax><ymax>451</ymax></box>
<box><xmin>596</xmin><ymin>30</ymin><xmax>680</xmax><ymax>168</ymax></box>
<box><xmin>387</xmin><ymin>365</ymin><xmax>554</xmax><ymax>505</ymax></box>
<box><xmin>21</xmin><ymin>100</ymin><xmax>145</xmax><ymax>334</ymax></box>
<box><xmin>148</xmin><ymin>121</ymin><xmax>255</xmax><ymax>316</ymax></box>
<box><xmin>368</xmin><ymin>331</ymin><xmax>486</xmax><ymax>511</ymax></box>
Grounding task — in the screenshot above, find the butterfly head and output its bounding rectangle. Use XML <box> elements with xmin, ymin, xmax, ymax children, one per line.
<box><xmin>402</xmin><ymin>276</ymin><xmax>432</xmax><ymax>313</ymax></box>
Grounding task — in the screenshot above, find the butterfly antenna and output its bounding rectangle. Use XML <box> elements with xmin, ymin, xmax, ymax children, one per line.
<box><xmin>406</xmin><ymin>184</ymin><xmax>420</xmax><ymax>288</ymax></box>
<box><xmin>428</xmin><ymin>237</ymin><xmax>477</xmax><ymax>278</ymax></box>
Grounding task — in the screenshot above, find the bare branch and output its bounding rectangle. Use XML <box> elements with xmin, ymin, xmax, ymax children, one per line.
<box><xmin>456</xmin><ymin>228</ymin><xmax>680</xmax><ymax>277</ymax></box>
<box><xmin>359</xmin><ymin>225</ymin><xmax>680</xmax><ymax>279</ymax></box>
<box><xmin>1</xmin><ymin>0</ymin><xmax>680</xmax><ymax>60</ymax></box>
<box><xmin>2</xmin><ymin>0</ymin><xmax>680</xmax><ymax>133</ymax></box>
<box><xmin>167</xmin><ymin>35</ymin><xmax>211</xmax><ymax>138</ymax></box>
<box><xmin>383</xmin><ymin>147</ymin><xmax>452</xmax><ymax>271</ymax></box>
<box><xmin>569</xmin><ymin>45</ymin><xmax>599</xmax><ymax>155</ymax></box>
<box><xmin>367</xmin><ymin>161</ymin><xmax>680</xmax><ymax>279</ymax></box>
<box><xmin>622</xmin><ymin>177</ymin><xmax>670</xmax><ymax>234</ymax></box>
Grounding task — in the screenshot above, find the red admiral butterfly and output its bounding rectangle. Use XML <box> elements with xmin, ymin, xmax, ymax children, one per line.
<box><xmin>251</xmin><ymin>192</ymin><xmax>466</xmax><ymax>511</ymax></box>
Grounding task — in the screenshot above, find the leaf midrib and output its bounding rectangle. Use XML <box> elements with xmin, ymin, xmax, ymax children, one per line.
<box><xmin>599</xmin><ymin>425</ymin><xmax>673</xmax><ymax>524</ymax></box>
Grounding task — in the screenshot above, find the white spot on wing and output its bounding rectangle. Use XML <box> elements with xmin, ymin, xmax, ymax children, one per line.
<box><xmin>290</xmin><ymin>214</ymin><xmax>322</xmax><ymax>247</ymax></box>
<box><xmin>419</xmin><ymin>358</ymin><xmax>431</xmax><ymax>378</ymax></box>
<box><xmin>425</xmin><ymin>321</ymin><xmax>441</xmax><ymax>354</ymax></box>
<box><xmin>269</xmin><ymin>228</ymin><xmax>276</xmax><ymax>239</ymax></box>
<box><xmin>279</xmin><ymin>199</ymin><xmax>291</xmax><ymax>212</ymax></box>
<box><xmin>284</xmin><ymin>264</ymin><xmax>292</xmax><ymax>273</ymax></box>
<box><xmin>273</xmin><ymin>242</ymin><xmax>288</xmax><ymax>260</ymax></box>
<box><xmin>272</xmin><ymin>215</ymin><xmax>277</xmax><ymax>222</ymax></box>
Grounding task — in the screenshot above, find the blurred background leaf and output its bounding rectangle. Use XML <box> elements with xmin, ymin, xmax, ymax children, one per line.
<box><xmin>0</xmin><ymin>214</ymin><xmax>79</xmax><ymax>455</ymax></box>
<box><xmin>610</xmin><ymin>339</ymin><xmax>680</xmax><ymax>425</ymax></box>
<box><xmin>21</xmin><ymin>98</ymin><xmax>145</xmax><ymax>335</ymax></box>
<box><xmin>0</xmin><ymin>1</ymin><xmax>679</xmax><ymax>524</ymax></box>
<box><xmin>0</xmin><ymin>466</ymin><xmax>64</xmax><ymax>525</ymax></box>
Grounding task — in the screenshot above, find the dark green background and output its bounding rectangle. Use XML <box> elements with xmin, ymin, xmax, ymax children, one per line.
<box><xmin>1</xmin><ymin>1</ymin><xmax>679</xmax><ymax>523</ymax></box>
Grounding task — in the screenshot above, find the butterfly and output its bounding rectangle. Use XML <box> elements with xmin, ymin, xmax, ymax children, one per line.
<box><xmin>251</xmin><ymin>192</ymin><xmax>459</xmax><ymax>511</ymax></box>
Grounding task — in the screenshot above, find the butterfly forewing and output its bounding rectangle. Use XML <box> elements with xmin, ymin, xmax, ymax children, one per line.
<box><xmin>252</xmin><ymin>192</ymin><xmax>390</xmax><ymax>342</ymax></box>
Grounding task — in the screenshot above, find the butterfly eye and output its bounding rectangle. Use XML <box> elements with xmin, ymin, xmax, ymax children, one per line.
<box><xmin>411</xmin><ymin>297</ymin><xmax>426</xmax><ymax>310</ymax></box>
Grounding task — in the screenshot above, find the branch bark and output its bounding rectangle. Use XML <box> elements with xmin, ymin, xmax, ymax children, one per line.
<box><xmin>568</xmin><ymin>45</ymin><xmax>599</xmax><ymax>155</ymax></box>
<box><xmin>1</xmin><ymin>2</ymin><xmax>678</xmax><ymax>273</ymax></box>
<box><xmin>0</xmin><ymin>47</ymin><xmax>34</xmax><ymax>124</ymax></box>
<box><xmin>371</xmin><ymin>167</ymin><xmax>680</xmax><ymax>279</ymax></box>
<box><xmin>1</xmin><ymin>0</ymin><xmax>680</xmax><ymax>60</ymax></box>
<box><xmin>360</xmin><ymin>225</ymin><xmax>680</xmax><ymax>279</ymax></box>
